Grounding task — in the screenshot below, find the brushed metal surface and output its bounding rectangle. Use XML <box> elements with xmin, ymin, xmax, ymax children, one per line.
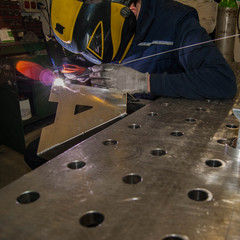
<box><xmin>37</xmin><ymin>82</ymin><xmax>127</xmax><ymax>155</ymax></box>
<box><xmin>0</xmin><ymin>65</ymin><xmax>240</xmax><ymax>240</ymax></box>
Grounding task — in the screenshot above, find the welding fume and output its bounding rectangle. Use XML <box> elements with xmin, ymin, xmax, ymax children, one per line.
<box><xmin>51</xmin><ymin>0</ymin><xmax>237</xmax><ymax>100</ymax></box>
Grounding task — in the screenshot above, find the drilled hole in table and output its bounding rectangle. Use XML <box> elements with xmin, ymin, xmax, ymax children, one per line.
<box><xmin>217</xmin><ymin>138</ymin><xmax>236</xmax><ymax>147</ymax></box>
<box><xmin>122</xmin><ymin>174</ymin><xmax>142</xmax><ymax>184</ymax></box>
<box><xmin>128</xmin><ymin>124</ymin><xmax>141</xmax><ymax>129</ymax></box>
<box><xmin>185</xmin><ymin>118</ymin><xmax>196</xmax><ymax>123</ymax></box>
<box><xmin>147</xmin><ymin>112</ymin><xmax>159</xmax><ymax>116</ymax></box>
<box><xmin>67</xmin><ymin>161</ymin><xmax>86</xmax><ymax>169</ymax></box>
<box><xmin>151</xmin><ymin>148</ymin><xmax>166</xmax><ymax>156</ymax></box>
<box><xmin>80</xmin><ymin>211</ymin><xmax>104</xmax><ymax>228</ymax></box>
<box><xmin>102</xmin><ymin>139</ymin><xmax>118</xmax><ymax>146</ymax></box>
<box><xmin>188</xmin><ymin>189</ymin><xmax>210</xmax><ymax>201</ymax></box>
<box><xmin>226</xmin><ymin>124</ymin><xmax>238</xmax><ymax>129</ymax></box>
<box><xmin>170</xmin><ymin>131</ymin><xmax>184</xmax><ymax>137</ymax></box>
<box><xmin>217</xmin><ymin>138</ymin><xmax>228</xmax><ymax>145</ymax></box>
<box><xmin>162</xmin><ymin>235</ymin><xmax>187</xmax><ymax>240</ymax></box>
<box><xmin>205</xmin><ymin>159</ymin><xmax>223</xmax><ymax>168</ymax></box>
<box><xmin>16</xmin><ymin>191</ymin><xmax>40</xmax><ymax>204</ymax></box>
<box><xmin>196</xmin><ymin>107</ymin><xmax>207</xmax><ymax>111</ymax></box>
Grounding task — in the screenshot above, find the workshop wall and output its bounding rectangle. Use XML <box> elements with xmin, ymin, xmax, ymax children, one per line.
<box><xmin>38</xmin><ymin>0</ymin><xmax>52</xmax><ymax>36</ymax></box>
<box><xmin>177</xmin><ymin>0</ymin><xmax>239</xmax><ymax>62</ymax></box>
<box><xmin>177</xmin><ymin>0</ymin><xmax>218</xmax><ymax>34</ymax></box>
<box><xmin>19</xmin><ymin>0</ymin><xmax>52</xmax><ymax>38</ymax></box>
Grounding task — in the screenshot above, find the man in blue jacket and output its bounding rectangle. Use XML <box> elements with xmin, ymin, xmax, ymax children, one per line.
<box><xmin>89</xmin><ymin>0</ymin><xmax>237</xmax><ymax>99</ymax></box>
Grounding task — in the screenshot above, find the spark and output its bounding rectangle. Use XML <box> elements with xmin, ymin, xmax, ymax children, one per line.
<box><xmin>52</xmin><ymin>77</ymin><xmax>82</xmax><ymax>93</ymax></box>
<box><xmin>53</xmin><ymin>77</ymin><xmax>65</xmax><ymax>87</ymax></box>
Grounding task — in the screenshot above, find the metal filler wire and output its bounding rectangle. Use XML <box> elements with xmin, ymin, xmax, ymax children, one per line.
<box><xmin>121</xmin><ymin>33</ymin><xmax>240</xmax><ymax>65</ymax></box>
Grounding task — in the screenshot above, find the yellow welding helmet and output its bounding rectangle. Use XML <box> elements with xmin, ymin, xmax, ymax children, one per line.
<box><xmin>51</xmin><ymin>0</ymin><xmax>136</xmax><ymax>64</ymax></box>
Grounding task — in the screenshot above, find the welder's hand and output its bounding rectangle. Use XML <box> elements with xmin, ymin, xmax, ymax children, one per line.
<box><xmin>89</xmin><ymin>64</ymin><xmax>148</xmax><ymax>94</ymax></box>
<box><xmin>62</xmin><ymin>66</ymin><xmax>92</xmax><ymax>83</ymax></box>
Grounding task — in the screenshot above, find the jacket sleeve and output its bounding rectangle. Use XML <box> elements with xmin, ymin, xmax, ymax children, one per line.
<box><xmin>149</xmin><ymin>17</ymin><xmax>237</xmax><ymax>99</ymax></box>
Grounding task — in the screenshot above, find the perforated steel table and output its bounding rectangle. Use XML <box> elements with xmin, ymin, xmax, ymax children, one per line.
<box><xmin>0</xmin><ymin>64</ymin><xmax>240</xmax><ymax>240</ymax></box>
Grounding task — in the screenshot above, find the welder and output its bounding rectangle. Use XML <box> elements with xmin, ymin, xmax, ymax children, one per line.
<box><xmin>51</xmin><ymin>0</ymin><xmax>237</xmax><ymax>100</ymax></box>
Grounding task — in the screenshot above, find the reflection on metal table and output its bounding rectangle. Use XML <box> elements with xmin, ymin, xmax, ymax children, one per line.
<box><xmin>0</xmin><ymin>63</ymin><xmax>240</xmax><ymax>240</ymax></box>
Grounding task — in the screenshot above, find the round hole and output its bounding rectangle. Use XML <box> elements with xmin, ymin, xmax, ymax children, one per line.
<box><xmin>217</xmin><ymin>138</ymin><xmax>228</xmax><ymax>145</ymax></box>
<box><xmin>205</xmin><ymin>159</ymin><xmax>223</xmax><ymax>168</ymax></box>
<box><xmin>162</xmin><ymin>235</ymin><xmax>188</xmax><ymax>240</ymax></box>
<box><xmin>217</xmin><ymin>138</ymin><xmax>237</xmax><ymax>148</ymax></box>
<box><xmin>122</xmin><ymin>174</ymin><xmax>142</xmax><ymax>184</ymax></box>
<box><xmin>102</xmin><ymin>139</ymin><xmax>118</xmax><ymax>146</ymax></box>
<box><xmin>79</xmin><ymin>211</ymin><xmax>104</xmax><ymax>228</ymax></box>
<box><xmin>170</xmin><ymin>131</ymin><xmax>184</xmax><ymax>137</ymax></box>
<box><xmin>128</xmin><ymin>124</ymin><xmax>141</xmax><ymax>129</ymax></box>
<box><xmin>185</xmin><ymin>118</ymin><xmax>197</xmax><ymax>123</ymax></box>
<box><xmin>67</xmin><ymin>161</ymin><xmax>86</xmax><ymax>169</ymax></box>
<box><xmin>148</xmin><ymin>112</ymin><xmax>159</xmax><ymax>116</ymax></box>
<box><xmin>188</xmin><ymin>189</ymin><xmax>212</xmax><ymax>201</ymax></box>
<box><xmin>16</xmin><ymin>191</ymin><xmax>40</xmax><ymax>204</ymax></box>
<box><xmin>196</xmin><ymin>107</ymin><xmax>207</xmax><ymax>111</ymax></box>
<box><xmin>226</xmin><ymin>124</ymin><xmax>238</xmax><ymax>129</ymax></box>
<box><xmin>151</xmin><ymin>148</ymin><xmax>167</xmax><ymax>156</ymax></box>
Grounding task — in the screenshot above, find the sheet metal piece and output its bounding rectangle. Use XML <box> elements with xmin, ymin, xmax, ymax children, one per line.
<box><xmin>37</xmin><ymin>81</ymin><xmax>127</xmax><ymax>155</ymax></box>
<box><xmin>0</xmin><ymin>64</ymin><xmax>240</xmax><ymax>240</ymax></box>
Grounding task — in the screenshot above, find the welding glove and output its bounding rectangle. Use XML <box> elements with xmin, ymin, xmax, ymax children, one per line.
<box><xmin>62</xmin><ymin>68</ymin><xmax>93</xmax><ymax>87</ymax></box>
<box><xmin>89</xmin><ymin>64</ymin><xmax>148</xmax><ymax>94</ymax></box>
<box><xmin>63</xmin><ymin>68</ymin><xmax>92</xmax><ymax>83</ymax></box>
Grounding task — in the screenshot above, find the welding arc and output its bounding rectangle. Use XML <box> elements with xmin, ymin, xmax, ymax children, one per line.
<box><xmin>121</xmin><ymin>33</ymin><xmax>240</xmax><ymax>65</ymax></box>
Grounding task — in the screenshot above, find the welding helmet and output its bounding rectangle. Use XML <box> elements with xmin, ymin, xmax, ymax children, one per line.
<box><xmin>51</xmin><ymin>0</ymin><xmax>137</xmax><ymax>64</ymax></box>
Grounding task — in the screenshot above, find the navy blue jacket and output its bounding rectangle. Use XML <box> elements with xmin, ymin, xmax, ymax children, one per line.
<box><xmin>122</xmin><ymin>0</ymin><xmax>237</xmax><ymax>99</ymax></box>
